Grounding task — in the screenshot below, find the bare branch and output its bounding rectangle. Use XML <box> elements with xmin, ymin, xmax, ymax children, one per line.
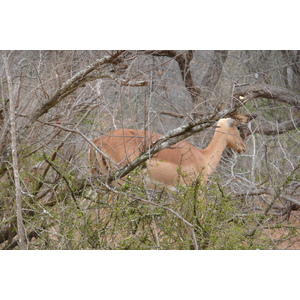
<box><xmin>256</xmin><ymin>119</ymin><xmax>300</xmax><ymax>135</ymax></box>
<box><xmin>160</xmin><ymin>111</ymin><xmax>186</xmax><ymax>118</ymax></box>
<box><xmin>199</xmin><ymin>50</ymin><xmax>228</xmax><ymax>101</ymax></box>
<box><xmin>148</xmin><ymin>50</ymin><xmax>228</xmax><ymax>111</ymax></box>
<box><xmin>0</xmin><ymin>52</ymin><xmax>124</xmax><ymax>177</ymax></box>
<box><xmin>234</xmin><ymin>83</ymin><xmax>300</xmax><ymax>107</ymax></box>
<box><xmin>24</xmin><ymin>52</ymin><xmax>124</xmax><ymax>132</ymax></box>
<box><xmin>235</xmin><ymin>188</ymin><xmax>300</xmax><ymax>207</ymax></box>
<box><xmin>238</xmin><ymin>117</ymin><xmax>300</xmax><ymax>139</ymax></box>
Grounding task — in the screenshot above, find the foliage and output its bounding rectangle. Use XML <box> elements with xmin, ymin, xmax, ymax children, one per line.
<box><xmin>7</xmin><ymin>172</ymin><xmax>272</xmax><ymax>250</ymax></box>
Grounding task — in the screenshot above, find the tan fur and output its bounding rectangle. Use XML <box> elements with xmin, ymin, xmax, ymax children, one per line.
<box><xmin>90</xmin><ymin>116</ymin><xmax>250</xmax><ymax>189</ymax></box>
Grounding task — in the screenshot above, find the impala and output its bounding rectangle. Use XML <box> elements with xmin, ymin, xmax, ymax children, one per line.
<box><xmin>89</xmin><ymin>115</ymin><xmax>253</xmax><ymax>190</ymax></box>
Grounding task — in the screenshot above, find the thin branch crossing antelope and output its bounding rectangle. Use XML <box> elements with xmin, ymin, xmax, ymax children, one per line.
<box><xmin>89</xmin><ymin>115</ymin><xmax>253</xmax><ymax>190</ymax></box>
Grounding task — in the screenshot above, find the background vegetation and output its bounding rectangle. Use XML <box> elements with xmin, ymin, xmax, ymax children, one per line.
<box><xmin>1</xmin><ymin>50</ymin><xmax>300</xmax><ymax>249</ymax></box>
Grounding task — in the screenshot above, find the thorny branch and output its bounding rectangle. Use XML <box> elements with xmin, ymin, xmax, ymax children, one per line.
<box><xmin>96</xmin><ymin>181</ymin><xmax>199</xmax><ymax>250</ymax></box>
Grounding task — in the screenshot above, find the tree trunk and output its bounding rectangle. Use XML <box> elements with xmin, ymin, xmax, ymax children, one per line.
<box><xmin>3</xmin><ymin>51</ymin><xmax>27</xmax><ymax>250</ymax></box>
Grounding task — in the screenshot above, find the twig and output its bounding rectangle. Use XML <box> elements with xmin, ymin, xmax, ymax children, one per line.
<box><xmin>37</xmin><ymin>120</ymin><xmax>113</xmax><ymax>166</ymax></box>
<box><xmin>235</xmin><ymin>188</ymin><xmax>300</xmax><ymax>207</ymax></box>
<box><xmin>98</xmin><ymin>181</ymin><xmax>199</xmax><ymax>250</ymax></box>
<box><xmin>42</xmin><ymin>153</ymin><xmax>80</xmax><ymax>210</ymax></box>
<box><xmin>160</xmin><ymin>111</ymin><xmax>186</xmax><ymax>118</ymax></box>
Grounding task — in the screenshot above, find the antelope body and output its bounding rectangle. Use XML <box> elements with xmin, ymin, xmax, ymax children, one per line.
<box><xmin>90</xmin><ymin>116</ymin><xmax>251</xmax><ymax>189</ymax></box>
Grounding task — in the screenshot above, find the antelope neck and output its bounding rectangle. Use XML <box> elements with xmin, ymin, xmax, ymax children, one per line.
<box><xmin>202</xmin><ymin>131</ymin><xmax>228</xmax><ymax>172</ymax></box>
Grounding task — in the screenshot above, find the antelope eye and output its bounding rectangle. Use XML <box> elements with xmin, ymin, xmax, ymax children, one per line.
<box><xmin>237</xmin><ymin>126</ymin><xmax>242</xmax><ymax>131</ymax></box>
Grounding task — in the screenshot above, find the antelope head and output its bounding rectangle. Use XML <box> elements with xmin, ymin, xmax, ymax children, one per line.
<box><xmin>216</xmin><ymin>114</ymin><xmax>255</xmax><ymax>154</ymax></box>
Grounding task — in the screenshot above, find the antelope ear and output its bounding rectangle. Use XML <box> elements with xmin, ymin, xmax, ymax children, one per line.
<box><xmin>228</xmin><ymin>119</ymin><xmax>239</xmax><ymax>128</ymax></box>
<box><xmin>234</xmin><ymin>114</ymin><xmax>257</xmax><ymax>124</ymax></box>
<box><xmin>246</xmin><ymin>114</ymin><xmax>257</xmax><ymax>121</ymax></box>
